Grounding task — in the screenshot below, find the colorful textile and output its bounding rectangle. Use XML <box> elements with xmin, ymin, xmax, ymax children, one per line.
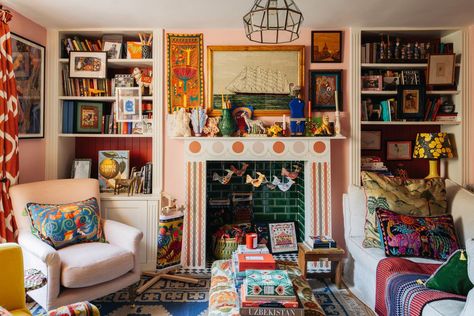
<box><xmin>377</xmin><ymin>208</ymin><xmax>458</xmax><ymax>260</ymax></box>
<box><xmin>157</xmin><ymin>214</ymin><xmax>184</xmax><ymax>270</ymax></box>
<box><xmin>167</xmin><ymin>33</ymin><xmax>204</xmax><ymax>113</ymax></box>
<box><xmin>361</xmin><ymin>171</ymin><xmax>448</xmax><ymax>248</ymax></box>
<box><xmin>244</xmin><ymin>269</ymin><xmax>294</xmax><ymax>297</ymax></box>
<box><xmin>46</xmin><ymin>302</ymin><xmax>100</xmax><ymax>316</ymax></box>
<box><xmin>0</xmin><ymin>9</ymin><xmax>20</xmax><ymax>243</ymax></box>
<box><xmin>426</xmin><ymin>249</ymin><xmax>473</xmax><ymax>295</ymax></box>
<box><xmin>26</xmin><ymin>197</ymin><xmax>103</xmax><ymax>249</ymax></box>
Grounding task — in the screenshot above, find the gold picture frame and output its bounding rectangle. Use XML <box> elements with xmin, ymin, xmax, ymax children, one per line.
<box><xmin>207</xmin><ymin>45</ymin><xmax>305</xmax><ymax>117</ymax></box>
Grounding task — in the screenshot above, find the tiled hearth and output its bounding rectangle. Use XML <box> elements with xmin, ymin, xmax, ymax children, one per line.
<box><xmin>180</xmin><ymin>137</ymin><xmax>336</xmax><ymax>269</ymax></box>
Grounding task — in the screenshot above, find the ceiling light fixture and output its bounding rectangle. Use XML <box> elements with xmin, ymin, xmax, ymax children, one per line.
<box><xmin>243</xmin><ymin>0</ymin><xmax>304</xmax><ymax>44</ymax></box>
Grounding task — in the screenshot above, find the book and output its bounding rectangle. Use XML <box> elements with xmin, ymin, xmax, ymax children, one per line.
<box><xmin>240</xmin><ymin>305</ymin><xmax>303</xmax><ymax>316</ymax></box>
<box><xmin>237</xmin><ymin>254</ymin><xmax>276</xmax><ymax>272</ymax></box>
<box><xmin>244</xmin><ymin>270</ymin><xmax>295</xmax><ymax>300</ymax></box>
<box><xmin>241</xmin><ymin>286</ymin><xmax>299</xmax><ymax>308</ymax></box>
<box><xmin>237</xmin><ymin>244</ymin><xmax>269</xmax><ymax>255</ymax></box>
<box><xmin>310</xmin><ymin>235</ymin><xmax>337</xmax><ymax>248</ymax></box>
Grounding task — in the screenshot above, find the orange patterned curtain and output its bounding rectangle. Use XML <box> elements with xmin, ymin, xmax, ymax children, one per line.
<box><xmin>0</xmin><ymin>7</ymin><xmax>19</xmax><ymax>243</ymax></box>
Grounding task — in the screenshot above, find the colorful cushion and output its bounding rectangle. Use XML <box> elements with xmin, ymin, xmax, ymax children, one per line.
<box><xmin>425</xmin><ymin>249</ymin><xmax>473</xmax><ymax>295</ymax></box>
<box><xmin>27</xmin><ymin>197</ymin><xmax>104</xmax><ymax>249</ymax></box>
<box><xmin>47</xmin><ymin>301</ymin><xmax>100</xmax><ymax>316</ymax></box>
<box><xmin>376</xmin><ymin>208</ymin><xmax>458</xmax><ymax>260</ymax></box>
<box><xmin>361</xmin><ymin>171</ymin><xmax>447</xmax><ymax>248</ymax></box>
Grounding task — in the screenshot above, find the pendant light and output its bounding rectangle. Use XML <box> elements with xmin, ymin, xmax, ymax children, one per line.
<box><xmin>243</xmin><ymin>0</ymin><xmax>304</xmax><ymax>44</ymax></box>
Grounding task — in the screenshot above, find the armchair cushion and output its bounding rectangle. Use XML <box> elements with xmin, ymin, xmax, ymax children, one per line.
<box><xmin>58</xmin><ymin>242</ymin><xmax>133</xmax><ymax>288</ymax></box>
<box><xmin>26</xmin><ymin>197</ymin><xmax>104</xmax><ymax>249</ymax></box>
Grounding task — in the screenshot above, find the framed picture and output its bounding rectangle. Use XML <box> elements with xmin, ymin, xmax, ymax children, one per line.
<box><xmin>268</xmin><ymin>222</ymin><xmax>298</xmax><ymax>253</ymax></box>
<box><xmin>361</xmin><ymin>130</ymin><xmax>382</xmax><ymax>150</ymax></box>
<box><xmin>69</xmin><ymin>51</ymin><xmax>107</xmax><ymax>78</ymax></box>
<box><xmin>311</xmin><ymin>31</ymin><xmax>342</xmax><ymax>63</ymax></box>
<box><xmin>397</xmin><ymin>85</ymin><xmax>425</xmax><ymax>119</ymax></box>
<box><xmin>115</xmin><ymin>87</ymin><xmax>142</xmax><ymax>122</ymax></box>
<box><xmin>427</xmin><ymin>54</ymin><xmax>456</xmax><ymax>85</ymax></box>
<box><xmin>102</xmin><ymin>34</ymin><xmax>123</xmax><ymax>59</ymax></box>
<box><xmin>361</xmin><ymin>75</ymin><xmax>383</xmax><ymax>91</ymax></box>
<box><xmin>386</xmin><ymin>141</ymin><xmax>412</xmax><ymax>161</ymax></box>
<box><xmin>98</xmin><ymin>150</ymin><xmax>130</xmax><ymax>192</ymax></box>
<box><xmin>309</xmin><ymin>70</ymin><xmax>342</xmax><ymax>111</ymax></box>
<box><xmin>207</xmin><ymin>45</ymin><xmax>304</xmax><ymax>116</ymax></box>
<box><xmin>401</xmin><ymin>70</ymin><xmax>422</xmax><ymax>85</ymax></box>
<box><xmin>75</xmin><ymin>102</ymin><xmax>103</xmax><ymax>133</ymax></box>
<box><xmin>71</xmin><ymin>159</ymin><xmax>92</xmax><ymax>179</ymax></box>
<box><xmin>11</xmin><ymin>33</ymin><xmax>45</xmax><ymax>139</ymax></box>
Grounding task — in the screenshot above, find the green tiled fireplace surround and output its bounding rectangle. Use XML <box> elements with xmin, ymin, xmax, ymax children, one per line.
<box><xmin>206</xmin><ymin>161</ymin><xmax>305</xmax><ymax>241</ymax></box>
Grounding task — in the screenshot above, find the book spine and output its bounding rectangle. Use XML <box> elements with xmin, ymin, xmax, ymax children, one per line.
<box><xmin>62</xmin><ymin>101</ymin><xmax>68</xmax><ymax>133</ymax></box>
<box><xmin>239</xmin><ymin>307</ymin><xmax>304</xmax><ymax>316</ymax></box>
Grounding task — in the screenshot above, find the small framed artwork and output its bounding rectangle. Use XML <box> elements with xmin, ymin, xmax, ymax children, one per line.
<box><xmin>401</xmin><ymin>70</ymin><xmax>421</xmax><ymax>85</ymax></box>
<box><xmin>397</xmin><ymin>85</ymin><xmax>425</xmax><ymax>119</ymax></box>
<box><xmin>427</xmin><ymin>54</ymin><xmax>456</xmax><ymax>85</ymax></box>
<box><xmin>11</xmin><ymin>33</ymin><xmax>45</xmax><ymax>139</ymax></box>
<box><xmin>115</xmin><ymin>87</ymin><xmax>142</xmax><ymax>122</ymax></box>
<box><xmin>361</xmin><ymin>130</ymin><xmax>382</xmax><ymax>150</ymax></box>
<box><xmin>309</xmin><ymin>70</ymin><xmax>343</xmax><ymax>111</ymax></box>
<box><xmin>386</xmin><ymin>141</ymin><xmax>412</xmax><ymax>161</ymax></box>
<box><xmin>268</xmin><ymin>222</ymin><xmax>298</xmax><ymax>253</ymax></box>
<box><xmin>311</xmin><ymin>31</ymin><xmax>342</xmax><ymax>63</ymax></box>
<box><xmin>69</xmin><ymin>51</ymin><xmax>107</xmax><ymax>78</ymax></box>
<box><xmin>98</xmin><ymin>150</ymin><xmax>130</xmax><ymax>192</ymax></box>
<box><xmin>361</xmin><ymin>75</ymin><xmax>383</xmax><ymax>91</ymax></box>
<box><xmin>102</xmin><ymin>34</ymin><xmax>123</xmax><ymax>59</ymax></box>
<box><xmin>71</xmin><ymin>159</ymin><xmax>92</xmax><ymax>179</ymax></box>
<box><xmin>75</xmin><ymin>102</ymin><xmax>103</xmax><ymax>133</ymax></box>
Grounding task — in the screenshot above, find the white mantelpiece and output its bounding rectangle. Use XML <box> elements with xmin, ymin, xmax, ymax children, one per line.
<box><xmin>179</xmin><ymin>137</ymin><xmax>344</xmax><ymax>268</ymax></box>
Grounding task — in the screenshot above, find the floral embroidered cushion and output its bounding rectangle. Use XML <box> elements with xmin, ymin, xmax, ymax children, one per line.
<box><xmin>376</xmin><ymin>208</ymin><xmax>458</xmax><ymax>260</ymax></box>
<box><xmin>26</xmin><ymin>197</ymin><xmax>104</xmax><ymax>249</ymax></box>
<box><xmin>361</xmin><ymin>171</ymin><xmax>447</xmax><ymax>248</ymax></box>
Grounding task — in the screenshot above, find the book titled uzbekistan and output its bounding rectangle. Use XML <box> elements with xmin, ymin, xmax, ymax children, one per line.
<box><xmin>244</xmin><ymin>270</ymin><xmax>295</xmax><ymax>301</ymax></box>
<box><xmin>237</xmin><ymin>254</ymin><xmax>276</xmax><ymax>272</ymax></box>
<box><xmin>240</xmin><ymin>306</ymin><xmax>304</xmax><ymax>316</ymax></box>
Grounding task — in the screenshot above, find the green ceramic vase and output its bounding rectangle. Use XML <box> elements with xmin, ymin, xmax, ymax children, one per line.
<box><xmin>219</xmin><ymin>109</ymin><xmax>236</xmax><ymax>137</ymax></box>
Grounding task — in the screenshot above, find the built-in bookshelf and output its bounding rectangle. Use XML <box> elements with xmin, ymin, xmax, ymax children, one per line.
<box><xmin>351</xmin><ymin>28</ymin><xmax>469</xmax><ymax>184</ymax></box>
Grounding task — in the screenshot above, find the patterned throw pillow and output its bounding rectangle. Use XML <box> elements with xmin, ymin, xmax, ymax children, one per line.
<box><xmin>376</xmin><ymin>208</ymin><xmax>458</xmax><ymax>260</ymax></box>
<box><xmin>26</xmin><ymin>197</ymin><xmax>104</xmax><ymax>249</ymax></box>
<box><xmin>361</xmin><ymin>171</ymin><xmax>447</xmax><ymax>248</ymax></box>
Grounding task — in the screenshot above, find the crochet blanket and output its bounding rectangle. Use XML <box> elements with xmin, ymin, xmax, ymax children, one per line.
<box><xmin>375</xmin><ymin>257</ymin><xmax>466</xmax><ymax>316</ymax></box>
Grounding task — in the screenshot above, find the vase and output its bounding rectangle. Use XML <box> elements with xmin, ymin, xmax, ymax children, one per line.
<box><xmin>219</xmin><ymin>109</ymin><xmax>235</xmax><ymax>137</ymax></box>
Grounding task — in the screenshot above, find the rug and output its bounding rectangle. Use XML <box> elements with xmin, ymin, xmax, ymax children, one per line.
<box><xmin>30</xmin><ymin>277</ymin><xmax>370</xmax><ymax>316</ymax></box>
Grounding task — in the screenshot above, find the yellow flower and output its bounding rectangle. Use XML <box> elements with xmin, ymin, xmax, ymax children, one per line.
<box><xmin>429</xmin><ymin>141</ymin><xmax>436</xmax><ymax>148</ymax></box>
<box><xmin>433</xmin><ymin>151</ymin><xmax>440</xmax><ymax>158</ymax></box>
<box><xmin>419</xmin><ymin>148</ymin><xmax>425</xmax><ymax>156</ymax></box>
<box><xmin>423</xmin><ymin>134</ymin><xmax>432</xmax><ymax>142</ymax></box>
<box><xmin>437</xmin><ymin>144</ymin><xmax>442</xmax><ymax>149</ymax></box>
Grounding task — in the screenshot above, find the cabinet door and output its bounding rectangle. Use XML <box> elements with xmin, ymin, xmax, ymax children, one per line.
<box><xmin>101</xmin><ymin>200</ymin><xmax>158</xmax><ymax>268</ymax></box>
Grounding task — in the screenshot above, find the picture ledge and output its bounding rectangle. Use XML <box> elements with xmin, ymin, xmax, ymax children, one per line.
<box><xmin>169</xmin><ymin>135</ymin><xmax>346</xmax><ymax>140</ymax></box>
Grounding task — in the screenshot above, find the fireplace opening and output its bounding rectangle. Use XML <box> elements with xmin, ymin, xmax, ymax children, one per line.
<box><xmin>206</xmin><ymin>160</ymin><xmax>305</xmax><ymax>263</ymax></box>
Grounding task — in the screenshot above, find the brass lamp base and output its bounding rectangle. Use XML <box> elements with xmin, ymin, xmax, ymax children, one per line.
<box><xmin>425</xmin><ymin>160</ymin><xmax>440</xmax><ymax>179</ymax></box>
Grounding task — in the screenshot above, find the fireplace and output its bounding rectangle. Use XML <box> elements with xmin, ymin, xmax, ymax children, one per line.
<box><xmin>181</xmin><ymin>138</ymin><xmax>336</xmax><ymax>269</ymax></box>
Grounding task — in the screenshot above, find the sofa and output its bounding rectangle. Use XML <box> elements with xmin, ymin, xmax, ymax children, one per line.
<box><xmin>343</xmin><ymin>179</ymin><xmax>474</xmax><ymax>315</ymax></box>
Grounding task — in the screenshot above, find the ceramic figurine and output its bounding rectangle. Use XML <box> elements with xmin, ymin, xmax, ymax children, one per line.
<box><xmin>271</xmin><ymin>176</ymin><xmax>295</xmax><ymax>192</ymax></box>
<box><xmin>242</xmin><ymin>112</ymin><xmax>266</xmax><ymax>136</ymax></box>
<box><xmin>394</xmin><ymin>38</ymin><xmax>401</xmax><ymax>59</ymax></box>
<box><xmin>219</xmin><ymin>108</ymin><xmax>236</xmax><ymax>136</ymax></box>
<box><xmin>414</xmin><ymin>42</ymin><xmax>420</xmax><ymax>59</ymax></box>
<box><xmin>267</xmin><ymin>123</ymin><xmax>282</xmax><ymax>137</ymax></box>
<box><xmin>314</xmin><ymin>115</ymin><xmax>332</xmax><ymax>136</ymax></box>
<box><xmin>245</xmin><ymin>172</ymin><xmax>267</xmax><ymax>188</ymax></box>
<box><xmin>213</xmin><ymin>170</ymin><xmax>234</xmax><ymax>185</ymax></box>
<box><xmin>203</xmin><ymin>117</ymin><xmax>220</xmax><ymax>137</ymax></box>
<box><xmin>230</xmin><ymin>163</ymin><xmax>249</xmax><ymax>177</ymax></box>
<box><xmin>132</xmin><ymin>67</ymin><xmax>153</xmax><ymax>95</ymax></box>
<box><xmin>266</xmin><ymin>176</ymin><xmax>281</xmax><ymax>190</ymax></box>
<box><xmin>190</xmin><ymin>108</ymin><xmax>207</xmax><ymax>136</ymax></box>
<box><xmin>168</xmin><ymin>108</ymin><xmax>191</xmax><ymax>137</ymax></box>
<box><xmin>281</xmin><ymin>165</ymin><xmax>301</xmax><ymax>180</ymax></box>
<box><xmin>289</xmin><ymin>92</ymin><xmax>305</xmax><ymax>136</ymax></box>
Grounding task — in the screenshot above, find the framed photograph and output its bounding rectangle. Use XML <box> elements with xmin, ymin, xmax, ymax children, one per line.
<box><xmin>69</xmin><ymin>51</ymin><xmax>107</xmax><ymax>78</ymax></box>
<box><xmin>102</xmin><ymin>34</ymin><xmax>123</xmax><ymax>59</ymax></box>
<box><xmin>207</xmin><ymin>45</ymin><xmax>304</xmax><ymax>116</ymax></box>
<box><xmin>309</xmin><ymin>70</ymin><xmax>342</xmax><ymax>111</ymax></box>
<box><xmin>361</xmin><ymin>130</ymin><xmax>382</xmax><ymax>150</ymax></box>
<box><xmin>387</xmin><ymin>141</ymin><xmax>412</xmax><ymax>161</ymax></box>
<box><xmin>115</xmin><ymin>87</ymin><xmax>142</xmax><ymax>122</ymax></box>
<box><xmin>311</xmin><ymin>31</ymin><xmax>342</xmax><ymax>63</ymax></box>
<box><xmin>401</xmin><ymin>70</ymin><xmax>422</xmax><ymax>85</ymax></box>
<box><xmin>11</xmin><ymin>33</ymin><xmax>45</xmax><ymax>139</ymax></box>
<box><xmin>98</xmin><ymin>150</ymin><xmax>130</xmax><ymax>192</ymax></box>
<box><xmin>268</xmin><ymin>222</ymin><xmax>298</xmax><ymax>253</ymax></box>
<box><xmin>71</xmin><ymin>159</ymin><xmax>92</xmax><ymax>179</ymax></box>
<box><xmin>361</xmin><ymin>75</ymin><xmax>383</xmax><ymax>91</ymax></box>
<box><xmin>427</xmin><ymin>54</ymin><xmax>456</xmax><ymax>85</ymax></box>
<box><xmin>75</xmin><ymin>102</ymin><xmax>103</xmax><ymax>133</ymax></box>
<box><xmin>397</xmin><ymin>85</ymin><xmax>425</xmax><ymax>119</ymax></box>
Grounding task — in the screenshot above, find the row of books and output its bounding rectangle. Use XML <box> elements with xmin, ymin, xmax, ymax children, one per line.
<box><xmin>63</xmin><ymin>36</ymin><xmax>103</xmax><ymax>54</ymax></box>
<box><xmin>361</xmin><ymin>156</ymin><xmax>391</xmax><ymax>175</ymax></box>
<box><xmin>424</xmin><ymin>97</ymin><xmax>458</xmax><ymax>122</ymax></box>
<box><xmin>361</xmin><ymin>98</ymin><xmax>397</xmax><ymax>122</ymax></box>
<box><xmin>142</xmin><ymin>163</ymin><xmax>153</xmax><ymax>195</ymax></box>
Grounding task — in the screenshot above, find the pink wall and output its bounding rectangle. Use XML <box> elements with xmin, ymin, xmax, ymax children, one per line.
<box><xmin>469</xmin><ymin>26</ymin><xmax>474</xmax><ymax>185</ymax></box>
<box><xmin>8</xmin><ymin>7</ymin><xmax>46</xmax><ymax>184</ymax></box>
<box><xmin>164</xmin><ymin>28</ymin><xmax>351</xmax><ymax>247</ymax></box>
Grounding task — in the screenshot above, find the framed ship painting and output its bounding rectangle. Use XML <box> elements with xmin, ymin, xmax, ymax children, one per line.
<box><xmin>207</xmin><ymin>45</ymin><xmax>304</xmax><ymax>116</ymax></box>
<box><xmin>11</xmin><ymin>33</ymin><xmax>45</xmax><ymax>138</ymax></box>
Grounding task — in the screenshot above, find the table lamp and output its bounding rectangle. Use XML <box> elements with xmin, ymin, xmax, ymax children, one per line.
<box><xmin>413</xmin><ymin>133</ymin><xmax>454</xmax><ymax>179</ymax></box>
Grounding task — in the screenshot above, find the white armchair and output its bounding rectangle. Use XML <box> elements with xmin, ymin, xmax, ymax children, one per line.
<box><xmin>10</xmin><ymin>178</ymin><xmax>143</xmax><ymax>311</ymax></box>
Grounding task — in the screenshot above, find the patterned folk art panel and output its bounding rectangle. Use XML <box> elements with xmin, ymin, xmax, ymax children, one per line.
<box><xmin>75</xmin><ymin>137</ymin><xmax>152</xmax><ymax>178</ymax></box>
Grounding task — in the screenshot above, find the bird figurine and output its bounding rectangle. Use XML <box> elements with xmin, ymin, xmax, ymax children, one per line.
<box><xmin>277</xmin><ymin>177</ymin><xmax>295</xmax><ymax>192</ymax></box>
<box><xmin>246</xmin><ymin>172</ymin><xmax>267</xmax><ymax>188</ymax></box>
<box><xmin>230</xmin><ymin>163</ymin><xmax>249</xmax><ymax>177</ymax></box>
<box><xmin>265</xmin><ymin>175</ymin><xmax>281</xmax><ymax>190</ymax></box>
<box><xmin>281</xmin><ymin>165</ymin><xmax>302</xmax><ymax>180</ymax></box>
<box><xmin>213</xmin><ymin>169</ymin><xmax>234</xmax><ymax>185</ymax></box>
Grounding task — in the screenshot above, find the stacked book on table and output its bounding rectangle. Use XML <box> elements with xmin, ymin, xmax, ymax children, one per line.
<box><xmin>309</xmin><ymin>235</ymin><xmax>337</xmax><ymax>249</ymax></box>
<box><xmin>232</xmin><ymin>245</ymin><xmax>272</xmax><ymax>288</ymax></box>
<box><xmin>361</xmin><ymin>156</ymin><xmax>391</xmax><ymax>176</ymax></box>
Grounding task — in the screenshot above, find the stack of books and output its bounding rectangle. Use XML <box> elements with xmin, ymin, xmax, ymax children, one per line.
<box><xmin>361</xmin><ymin>156</ymin><xmax>391</xmax><ymax>175</ymax></box>
<box><xmin>231</xmin><ymin>247</ymin><xmax>272</xmax><ymax>288</ymax></box>
<box><xmin>237</xmin><ymin>253</ymin><xmax>276</xmax><ymax>273</ymax></box>
<box><xmin>309</xmin><ymin>235</ymin><xmax>337</xmax><ymax>249</ymax></box>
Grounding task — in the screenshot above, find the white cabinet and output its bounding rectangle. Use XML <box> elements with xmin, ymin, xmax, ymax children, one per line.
<box><xmin>101</xmin><ymin>198</ymin><xmax>159</xmax><ymax>271</ymax></box>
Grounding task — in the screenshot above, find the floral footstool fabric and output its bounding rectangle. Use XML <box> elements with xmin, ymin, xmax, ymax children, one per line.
<box><xmin>208</xmin><ymin>260</ymin><xmax>325</xmax><ymax>316</ymax></box>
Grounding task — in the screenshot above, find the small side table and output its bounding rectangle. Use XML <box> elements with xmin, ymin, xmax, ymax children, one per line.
<box><xmin>297</xmin><ymin>243</ymin><xmax>345</xmax><ymax>288</ymax></box>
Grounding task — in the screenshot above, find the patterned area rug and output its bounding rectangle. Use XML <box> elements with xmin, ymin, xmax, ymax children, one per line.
<box><xmin>30</xmin><ymin>276</ymin><xmax>369</xmax><ymax>316</ymax></box>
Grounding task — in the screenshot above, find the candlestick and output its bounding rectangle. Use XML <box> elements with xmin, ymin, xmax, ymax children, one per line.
<box><xmin>335</xmin><ymin>91</ymin><xmax>339</xmax><ymax>112</ymax></box>
<box><xmin>308</xmin><ymin>100</ymin><xmax>312</xmax><ymax>119</ymax></box>
<box><xmin>283</xmin><ymin>114</ymin><xmax>286</xmax><ymax>130</ymax></box>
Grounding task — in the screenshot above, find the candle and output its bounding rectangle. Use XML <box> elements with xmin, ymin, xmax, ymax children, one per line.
<box><xmin>283</xmin><ymin>114</ymin><xmax>286</xmax><ymax>130</ymax></box>
<box><xmin>308</xmin><ymin>100</ymin><xmax>312</xmax><ymax>119</ymax></box>
<box><xmin>335</xmin><ymin>91</ymin><xmax>339</xmax><ymax>112</ymax></box>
